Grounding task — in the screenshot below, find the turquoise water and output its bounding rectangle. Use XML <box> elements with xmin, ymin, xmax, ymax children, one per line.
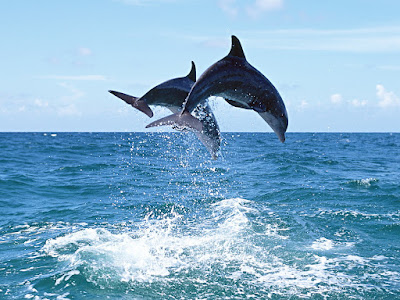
<box><xmin>1</xmin><ymin>132</ymin><xmax>399</xmax><ymax>299</ymax></box>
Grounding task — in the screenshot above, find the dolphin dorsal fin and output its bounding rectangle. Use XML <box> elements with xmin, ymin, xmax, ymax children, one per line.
<box><xmin>228</xmin><ymin>35</ymin><xmax>246</xmax><ymax>59</ymax></box>
<box><xmin>187</xmin><ymin>61</ymin><xmax>196</xmax><ymax>81</ymax></box>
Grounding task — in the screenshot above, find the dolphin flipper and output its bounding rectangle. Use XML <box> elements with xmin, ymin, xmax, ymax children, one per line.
<box><xmin>109</xmin><ymin>90</ymin><xmax>154</xmax><ymax>118</ymax></box>
<box><xmin>225</xmin><ymin>99</ymin><xmax>250</xmax><ymax>109</ymax></box>
<box><xmin>146</xmin><ymin>111</ymin><xmax>203</xmax><ymax>133</ymax></box>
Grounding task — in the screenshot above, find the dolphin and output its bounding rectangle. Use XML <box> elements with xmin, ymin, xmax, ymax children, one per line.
<box><xmin>146</xmin><ymin>35</ymin><xmax>288</xmax><ymax>143</ymax></box>
<box><xmin>109</xmin><ymin>62</ymin><xmax>221</xmax><ymax>158</ymax></box>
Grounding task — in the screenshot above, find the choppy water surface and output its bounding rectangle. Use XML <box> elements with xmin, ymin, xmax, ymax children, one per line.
<box><xmin>1</xmin><ymin>132</ymin><xmax>399</xmax><ymax>299</ymax></box>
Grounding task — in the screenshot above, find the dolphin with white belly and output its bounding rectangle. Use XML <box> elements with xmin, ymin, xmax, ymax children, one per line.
<box><xmin>146</xmin><ymin>35</ymin><xmax>288</xmax><ymax>142</ymax></box>
<box><xmin>109</xmin><ymin>62</ymin><xmax>221</xmax><ymax>158</ymax></box>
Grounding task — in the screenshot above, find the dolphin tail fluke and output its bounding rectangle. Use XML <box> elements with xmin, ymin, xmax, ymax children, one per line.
<box><xmin>146</xmin><ymin>111</ymin><xmax>203</xmax><ymax>132</ymax></box>
<box><xmin>109</xmin><ymin>90</ymin><xmax>153</xmax><ymax>118</ymax></box>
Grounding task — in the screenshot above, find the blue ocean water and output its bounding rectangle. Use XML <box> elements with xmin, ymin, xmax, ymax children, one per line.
<box><xmin>0</xmin><ymin>132</ymin><xmax>399</xmax><ymax>299</ymax></box>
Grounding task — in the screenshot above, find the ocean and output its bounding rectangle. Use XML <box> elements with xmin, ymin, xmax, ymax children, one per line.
<box><xmin>0</xmin><ymin>132</ymin><xmax>399</xmax><ymax>299</ymax></box>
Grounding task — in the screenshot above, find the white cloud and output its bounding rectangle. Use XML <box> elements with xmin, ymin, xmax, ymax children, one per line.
<box><xmin>376</xmin><ymin>84</ymin><xmax>400</xmax><ymax>108</ymax></box>
<box><xmin>330</xmin><ymin>93</ymin><xmax>343</xmax><ymax>105</ymax></box>
<box><xmin>238</xmin><ymin>26</ymin><xmax>400</xmax><ymax>53</ymax></box>
<box><xmin>78</xmin><ymin>47</ymin><xmax>92</xmax><ymax>56</ymax></box>
<box><xmin>377</xmin><ymin>65</ymin><xmax>400</xmax><ymax>71</ymax></box>
<box><xmin>329</xmin><ymin>86</ymin><xmax>400</xmax><ymax>109</ymax></box>
<box><xmin>218</xmin><ymin>0</ymin><xmax>283</xmax><ymax>18</ymax></box>
<box><xmin>218</xmin><ymin>0</ymin><xmax>238</xmax><ymax>17</ymax></box>
<box><xmin>175</xmin><ymin>26</ymin><xmax>400</xmax><ymax>53</ymax></box>
<box><xmin>0</xmin><ymin>95</ymin><xmax>50</xmax><ymax>114</ymax></box>
<box><xmin>115</xmin><ymin>0</ymin><xmax>175</xmax><ymax>5</ymax></box>
<box><xmin>58</xmin><ymin>104</ymin><xmax>82</xmax><ymax>116</ymax></box>
<box><xmin>298</xmin><ymin>100</ymin><xmax>308</xmax><ymax>110</ymax></box>
<box><xmin>0</xmin><ymin>83</ymin><xmax>85</xmax><ymax>117</ymax></box>
<box><xmin>39</xmin><ymin>75</ymin><xmax>106</xmax><ymax>81</ymax></box>
<box><xmin>350</xmin><ymin>99</ymin><xmax>367</xmax><ymax>107</ymax></box>
<box><xmin>58</xmin><ymin>83</ymin><xmax>85</xmax><ymax>102</ymax></box>
<box><xmin>34</xmin><ymin>99</ymin><xmax>49</xmax><ymax>108</ymax></box>
<box><xmin>254</xmin><ymin>0</ymin><xmax>283</xmax><ymax>10</ymax></box>
<box><xmin>247</xmin><ymin>0</ymin><xmax>283</xmax><ymax>18</ymax></box>
<box><xmin>330</xmin><ymin>93</ymin><xmax>367</xmax><ymax>108</ymax></box>
<box><xmin>54</xmin><ymin>83</ymin><xmax>85</xmax><ymax>116</ymax></box>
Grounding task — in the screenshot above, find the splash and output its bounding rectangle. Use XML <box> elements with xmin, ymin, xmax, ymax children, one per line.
<box><xmin>42</xmin><ymin>198</ymin><xmax>261</xmax><ymax>287</ymax></box>
<box><xmin>39</xmin><ymin>198</ymin><xmax>400</xmax><ymax>298</ymax></box>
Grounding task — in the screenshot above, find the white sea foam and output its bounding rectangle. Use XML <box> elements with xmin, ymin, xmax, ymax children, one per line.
<box><xmin>358</xmin><ymin>177</ymin><xmax>378</xmax><ymax>186</ymax></box>
<box><xmin>310</xmin><ymin>237</ymin><xmax>354</xmax><ymax>251</ymax></box>
<box><xmin>42</xmin><ymin>198</ymin><xmax>266</xmax><ymax>285</ymax></box>
<box><xmin>348</xmin><ymin>177</ymin><xmax>379</xmax><ymax>187</ymax></box>
<box><xmin>311</xmin><ymin>237</ymin><xmax>334</xmax><ymax>250</ymax></box>
<box><xmin>40</xmin><ymin>198</ymin><xmax>399</xmax><ymax>297</ymax></box>
<box><xmin>316</xmin><ymin>208</ymin><xmax>400</xmax><ymax>221</ymax></box>
<box><xmin>55</xmin><ymin>270</ymin><xmax>80</xmax><ymax>286</ymax></box>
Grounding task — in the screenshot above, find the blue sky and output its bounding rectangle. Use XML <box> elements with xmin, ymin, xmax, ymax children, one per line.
<box><xmin>1</xmin><ymin>0</ymin><xmax>399</xmax><ymax>132</ymax></box>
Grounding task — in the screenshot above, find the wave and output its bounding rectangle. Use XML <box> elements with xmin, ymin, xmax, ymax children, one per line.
<box><xmin>41</xmin><ymin>198</ymin><xmax>262</xmax><ymax>285</ymax></box>
<box><xmin>310</xmin><ymin>237</ymin><xmax>355</xmax><ymax>251</ymax></box>
<box><xmin>346</xmin><ymin>178</ymin><xmax>379</xmax><ymax>187</ymax></box>
<box><xmin>315</xmin><ymin>208</ymin><xmax>400</xmax><ymax>221</ymax></box>
<box><xmin>34</xmin><ymin>198</ymin><xmax>400</xmax><ymax>298</ymax></box>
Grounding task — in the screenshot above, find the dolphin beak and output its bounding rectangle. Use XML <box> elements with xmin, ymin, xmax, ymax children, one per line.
<box><xmin>276</xmin><ymin>114</ymin><xmax>288</xmax><ymax>143</ymax></box>
<box><xmin>278</xmin><ymin>132</ymin><xmax>286</xmax><ymax>143</ymax></box>
<box><xmin>257</xmin><ymin>111</ymin><xmax>288</xmax><ymax>143</ymax></box>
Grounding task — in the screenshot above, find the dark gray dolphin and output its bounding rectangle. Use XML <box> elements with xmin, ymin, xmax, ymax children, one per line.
<box><xmin>109</xmin><ymin>62</ymin><xmax>221</xmax><ymax>158</ymax></box>
<box><xmin>146</xmin><ymin>35</ymin><xmax>288</xmax><ymax>143</ymax></box>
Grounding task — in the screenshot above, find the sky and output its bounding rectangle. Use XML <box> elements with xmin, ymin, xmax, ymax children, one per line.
<box><xmin>1</xmin><ymin>0</ymin><xmax>400</xmax><ymax>132</ymax></box>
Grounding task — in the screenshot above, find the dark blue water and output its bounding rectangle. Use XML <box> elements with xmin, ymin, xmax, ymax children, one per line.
<box><xmin>1</xmin><ymin>132</ymin><xmax>399</xmax><ymax>299</ymax></box>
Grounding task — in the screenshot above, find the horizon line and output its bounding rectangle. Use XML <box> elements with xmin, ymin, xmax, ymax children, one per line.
<box><xmin>0</xmin><ymin>131</ymin><xmax>399</xmax><ymax>134</ymax></box>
